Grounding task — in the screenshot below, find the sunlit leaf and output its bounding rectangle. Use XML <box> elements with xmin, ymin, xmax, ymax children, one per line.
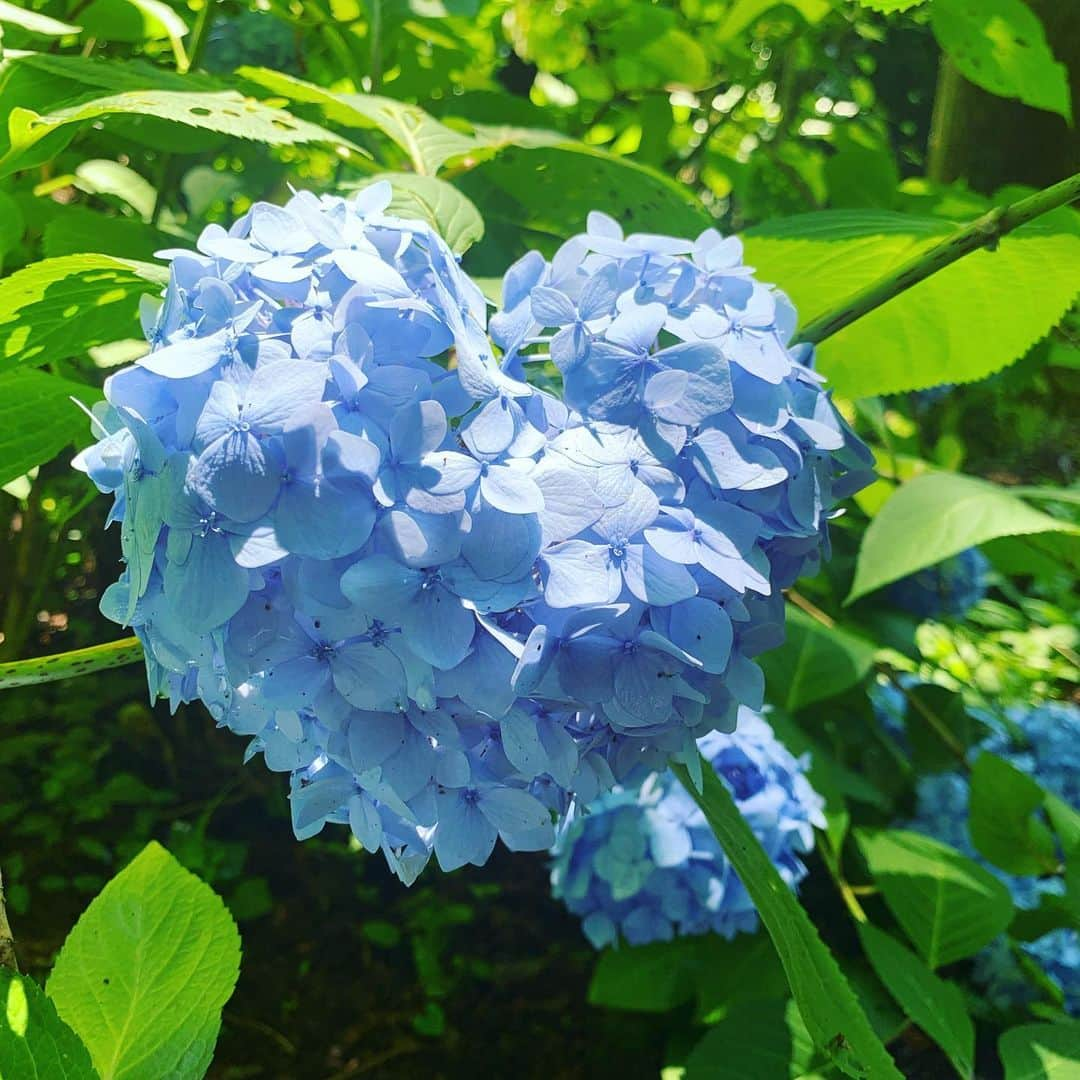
<box><xmin>47</xmin><ymin>842</ymin><xmax>241</xmax><ymax>1080</ymax></box>
<box><xmin>743</xmin><ymin>210</ymin><xmax>1080</xmax><ymax>399</ymax></box>
<box><xmin>848</xmin><ymin>472</ymin><xmax>1079</xmax><ymax>602</ymax></box>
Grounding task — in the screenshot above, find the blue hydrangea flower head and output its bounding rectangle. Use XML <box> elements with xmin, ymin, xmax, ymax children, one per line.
<box><xmin>886</xmin><ymin>547</ymin><xmax>990</xmax><ymax>619</ymax></box>
<box><xmin>76</xmin><ymin>195</ymin><xmax>867</xmax><ymax>883</ymax></box>
<box><xmin>550</xmin><ymin>708</ymin><xmax>825</xmax><ymax>947</ymax></box>
<box><xmin>908</xmin><ymin>700</ymin><xmax>1080</xmax><ymax>1013</ymax></box>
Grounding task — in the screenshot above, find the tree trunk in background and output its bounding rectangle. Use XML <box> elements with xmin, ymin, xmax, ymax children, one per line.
<box><xmin>927</xmin><ymin>1</ymin><xmax>1080</xmax><ymax>192</ymax></box>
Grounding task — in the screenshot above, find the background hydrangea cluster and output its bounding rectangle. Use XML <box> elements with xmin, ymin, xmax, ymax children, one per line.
<box><xmin>904</xmin><ymin>700</ymin><xmax>1080</xmax><ymax>1014</ymax></box>
<box><xmin>886</xmin><ymin>546</ymin><xmax>990</xmax><ymax>619</ymax></box>
<box><xmin>76</xmin><ymin>188</ymin><xmax>869</xmax><ymax>884</ymax></box>
<box><xmin>550</xmin><ymin>707</ymin><xmax>824</xmax><ymax>947</ymax></box>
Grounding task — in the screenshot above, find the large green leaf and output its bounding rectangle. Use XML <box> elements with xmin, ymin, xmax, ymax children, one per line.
<box><xmin>0</xmin><ymin>369</ymin><xmax>102</xmax><ymax>486</ymax></box>
<box><xmin>43</xmin><ymin>209</ymin><xmax>180</xmax><ymax>263</ymax></box>
<box><xmin>716</xmin><ymin>0</ymin><xmax>831</xmax><ymax>40</ymax></box>
<box><xmin>0</xmin><ymin>87</ymin><xmax>361</xmax><ymax>178</ymax></box>
<box><xmin>671</xmin><ymin>758</ymin><xmax>902</xmax><ymax>1079</ymax></box>
<box><xmin>857</xmin><ymin>923</ymin><xmax>974</xmax><ymax>1079</ymax></box>
<box><xmin>857</xmin><ymin>829</ymin><xmax>1014</xmax><ymax>969</ymax></box>
<box><xmin>0</xmin><ymin>0</ymin><xmax>81</xmax><ymax>36</ymax></box>
<box><xmin>77</xmin><ymin>0</ymin><xmax>188</xmax><ymax>46</ymax></box>
<box><xmin>759</xmin><ymin>605</ymin><xmax>876</xmax><ymax>712</ymax></box>
<box><xmin>848</xmin><ymin>472</ymin><xmax>1079</xmax><ymax>602</ymax></box>
<box><xmin>47</xmin><ymin>841</ymin><xmax>240</xmax><ymax>1080</ymax></box>
<box><xmin>970</xmin><ymin>753</ymin><xmax>1058</xmax><ymax>877</ymax></box>
<box><xmin>345</xmin><ymin>173</ymin><xmax>484</xmax><ymax>254</ymax></box>
<box><xmin>931</xmin><ymin>0</ymin><xmax>1071</xmax><ymax>121</ymax></box>
<box><xmin>0</xmin><ymin>968</ymin><xmax>97</xmax><ymax>1080</ymax></box>
<box><xmin>999</xmin><ymin>1023</ymin><xmax>1080</xmax><ymax>1079</ymax></box>
<box><xmin>0</xmin><ymin>254</ymin><xmax>165</xmax><ymax>371</ymax></box>
<box><xmin>743</xmin><ymin>211</ymin><xmax>1080</xmax><ymax>399</ymax></box>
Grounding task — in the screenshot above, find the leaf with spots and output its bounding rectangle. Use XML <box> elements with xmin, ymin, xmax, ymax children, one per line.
<box><xmin>46</xmin><ymin>841</ymin><xmax>241</xmax><ymax>1080</ymax></box>
<box><xmin>0</xmin><ymin>968</ymin><xmax>97</xmax><ymax>1080</ymax></box>
<box><xmin>0</xmin><ymin>89</ymin><xmax>363</xmax><ymax>178</ymax></box>
<box><xmin>931</xmin><ymin>0</ymin><xmax>1071</xmax><ymax>121</ymax></box>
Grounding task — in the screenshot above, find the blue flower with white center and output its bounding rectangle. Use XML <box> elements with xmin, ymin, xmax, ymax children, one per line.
<box><xmin>550</xmin><ymin>708</ymin><xmax>824</xmax><ymax>947</ymax></box>
<box><xmin>77</xmin><ymin>193</ymin><xmax>868</xmax><ymax>884</ymax></box>
<box><xmin>907</xmin><ymin>700</ymin><xmax>1080</xmax><ymax>1014</ymax></box>
<box><xmin>886</xmin><ymin>547</ymin><xmax>991</xmax><ymax>619</ymax></box>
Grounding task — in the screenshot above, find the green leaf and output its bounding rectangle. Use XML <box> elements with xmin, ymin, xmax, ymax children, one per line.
<box><xmin>0</xmin><ymin>369</ymin><xmax>102</xmax><ymax>486</ymax></box>
<box><xmin>0</xmin><ymin>188</ymin><xmax>25</xmax><ymax>267</ymax></box>
<box><xmin>999</xmin><ymin>1022</ymin><xmax>1080</xmax><ymax>1079</ymax></box>
<box><xmin>0</xmin><ymin>89</ymin><xmax>361</xmax><ymax>179</ymax></box>
<box><xmin>588</xmin><ymin>939</ymin><xmax>700</xmax><ymax>1013</ymax></box>
<box><xmin>857</xmin><ymin>829</ymin><xmax>1014</xmax><ymax>969</ymax></box>
<box><xmin>587</xmin><ymin>933</ymin><xmax>786</xmax><ymax>1020</ymax></box>
<box><xmin>743</xmin><ymin>210</ymin><xmax>1080</xmax><ymax>398</ymax></box>
<box><xmin>43</xmin><ymin>209</ymin><xmax>180</xmax><ymax>263</ymax></box>
<box><xmin>347</xmin><ymin>173</ymin><xmax>483</xmax><ymax>254</ymax></box>
<box><xmin>848</xmin><ymin>472</ymin><xmax>1079</xmax><ymax>602</ymax></box>
<box><xmin>0</xmin><ymin>637</ymin><xmax>144</xmax><ymax>690</ymax></box>
<box><xmin>685</xmin><ymin>998</ymin><xmax>825</xmax><ymax>1080</ymax></box>
<box><xmin>0</xmin><ymin>968</ymin><xmax>97</xmax><ymax>1079</ymax></box>
<box><xmin>457</xmin><ymin>144</ymin><xmax>711</xmax><ymax>271</ymax></box>
<box><xmin>47</xmin><ymin>841</ymin><xmax>241</xmax><ymax>1080</ymax></box>
<box><xmin>970</xmin><ymin>753</ymin><xmax>1058</xmax><ymax>876</ymax></box>
<box><xmin>931</xmin><ymin>0</ymin><xmax>1071</xmax><ymax>121</ymax></box>
<box><xmin>0</xmin><ymin>254</ymin><xmax>165</xmax><ymax>371</ymax></box>
<box><xmin>857</xmin><ymin>923</ymin><xmax>974</xmax><ymax>1079</ymax></box>
<box><xmin>758</xmin><ymin>605</ymin><xmax>876</xmax><ymax>712</ymax></box>
<box><xmin>237</xmin><ymin>68</ymin><xmax>483</xmax><ymax>174</ymax></box>
<box><xmin>671</xmin><ymin>758</ymin><xmax>902</xmax><ymax>1080</ymax></box>
<box><xmin>0</xmin><ymin>0</ymin><xmax>81</xmax><ymax>36</ymax></box>
<box><xmin>901</xmin><ymin>683</ymin><xmax>989</xmax><ymax>773</ymax></box>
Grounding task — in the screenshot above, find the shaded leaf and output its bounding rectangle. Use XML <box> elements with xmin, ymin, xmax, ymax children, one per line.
<box><xmin>0</xmin><ymin>369</ymin><xmax>102</xmax><ymax>486</ymax></box>
<box><xmin>858</xmin><ymin>923</ymin><xmax>974</xmax><ymax>1079</ymax></box>
<box><xmin>759</xmin><ymin>605</ymin><xmax>876</xmax><ymax>712</ymax></box>
<box><xmin>999</xmin><ymin>1022</ymin><xmax>1080</xmax><ymax>1080</ymax></box>
<box><xmin>857</xmin><ymin>829</ymin><xmax>1014</xmax><ymax>969</ymax></box>
<box><xmin>970</xmin><ymin>753</ymin><xmax>1058</xmax><ymax>877</ymax></box>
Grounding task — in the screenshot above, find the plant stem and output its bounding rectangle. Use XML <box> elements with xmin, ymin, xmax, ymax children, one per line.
<box><xmin>797</xmin><ymin>170</ymin><xmax>1080</xmax><ymax>346</ymax></box>
<box><xmin>0</xmin><ymin>867</ymin><xmax>18</xmax><ymax>972</ymax></box>
<box><xmin>0</xmin><ymin>636</ymin><xmax>144</xmax><ymax>690</ymax></box>
<box><xmin>369</xmin><ymin>0</ymin><xmax>382</xmax><ymax>91</ymax></box>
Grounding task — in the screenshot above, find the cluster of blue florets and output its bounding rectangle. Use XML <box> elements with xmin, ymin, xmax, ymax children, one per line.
<box><xmin>886</xmin><ymin>547</ymin><xmax>990</xmax><ymax>619</ymax></box>
<box><xmin>76</xmin><ymin>188</ymin><xmax>869</xmax><ymax>883</ymax></box>
<box><xmin>550</xmin><ymin>708</ymin><xmax>824</xmax><ymax>947</ymax></box>
<box><xmin>907</xmin><ymin>700</ymin><xmax>1080</xmax><ymax>1014</ymax></box>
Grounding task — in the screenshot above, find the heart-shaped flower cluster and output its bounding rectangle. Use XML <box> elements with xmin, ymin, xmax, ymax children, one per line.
<box><xmin>550</xmin><ymin>708</ymin><xmax>824</xmax><ymax>947</ymax></box>
<box><xmin>77</xmin><ymin>185</ymin><xmax>870</xmax><ymax>884</ymax></box>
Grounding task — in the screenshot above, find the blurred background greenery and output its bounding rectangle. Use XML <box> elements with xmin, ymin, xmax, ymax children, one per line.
<box><xmin>0</xmin><ymin>0</ymin><xmax>1077</xmax><ymax>1076</ymax></box>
